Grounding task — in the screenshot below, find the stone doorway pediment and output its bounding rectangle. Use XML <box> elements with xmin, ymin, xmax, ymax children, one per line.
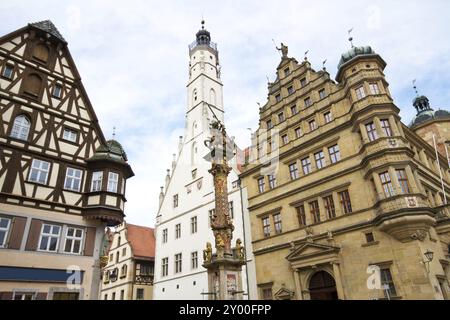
<box><xmin>286</xmin><ymin>242</ymin><xmax>340</xmax><ymax>266</ymax></box>
<box><xmin>274</xmin><ymin>287</ymin><xmax>295</xmax><ymax>300</ymax></box>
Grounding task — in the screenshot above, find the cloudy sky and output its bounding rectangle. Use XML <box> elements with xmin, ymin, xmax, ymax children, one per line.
<box><xmin>1</xmin><ymin>1</ymin><xmax>449</xmax><ymax>227</ymax></box>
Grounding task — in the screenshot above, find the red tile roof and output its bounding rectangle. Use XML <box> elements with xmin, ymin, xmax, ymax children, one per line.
<box><xmin>126</xmin><ymin>223</ymin><xmax>155</xmax><ymax>259</ymax></box>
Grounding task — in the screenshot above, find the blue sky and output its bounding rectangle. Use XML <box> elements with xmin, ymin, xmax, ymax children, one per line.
<box><xmin>1</xmin><ymin>1</ymin><xmax>450</xmax><ymax>227</ymax></box>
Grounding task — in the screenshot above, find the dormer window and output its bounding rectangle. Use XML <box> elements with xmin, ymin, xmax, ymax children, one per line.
<box><xmin>107</xmin><ymin>172</ymin><xmax>119</xmax><ymax>193</ymax></box>
<box><xmin>52</xmin><ymin>84</ymin><xmax>63</xmax><ymax>98</ymax></box>
<box><xmin>2</xmin><ymin>64</ymin><xmax>13</xmax><ymax>79</ymax></box>
<box><xmin>91</xmin><ymin>171</ymin><xmax>103</xmax><ymax>192</ymax></box>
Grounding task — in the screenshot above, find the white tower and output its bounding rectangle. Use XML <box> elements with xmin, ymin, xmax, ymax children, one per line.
<box><xmin>153</xmin><ymin>22</ymin><xmax>257</xmax><ymax>300</ymax></box>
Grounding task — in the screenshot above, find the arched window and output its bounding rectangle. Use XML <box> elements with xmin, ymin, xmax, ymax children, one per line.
<box><xmin>10</xmin><ymin>115</ymin><xmax>31</xmax><ymax>141</ymax></box>
<box><xmin>23</xmin><ymin>73</ymin><xmax>42</xmax><ymax>96</ymax></box>
<box><xmin>191</xmin><ymin>142</ymin><xmax>197</xmax><ymax>165</ymax></box>
<box><xmin>121</xmin><ymin>264</ymin><xmax>127</xmax><ymax>278</ymax></box>
<box><xmin>32</xmin><ymin>44</ymin><xmax>49</xmax><ymax>62</ymax></box>
<box><xmin>210</xmin><ymin>88</ymin><xmax>216</xmax><ymax>105</ymax></box>
<box><xmin>192</xmin><ymin>89</ymin><xmax>198</xmax><ymax>105</ymax></box>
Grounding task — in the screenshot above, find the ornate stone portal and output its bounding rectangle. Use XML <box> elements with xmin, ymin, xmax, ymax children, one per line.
<box><xmin>202</xmin><ymin>120</ymin><xmax>245</xmax><ymax>300</ymax></box>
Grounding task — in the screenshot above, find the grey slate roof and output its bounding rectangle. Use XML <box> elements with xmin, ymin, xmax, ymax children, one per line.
<box><xmin>29</xmin><ymin>20</ymin><xmax>66</xmax><ymax>43</ymax></box>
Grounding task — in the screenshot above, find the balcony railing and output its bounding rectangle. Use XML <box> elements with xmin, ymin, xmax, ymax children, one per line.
<box><xmin>189</xmin><ymin>40</ymin><xmax>217</xmax><ymax>52</ymax></box>
<box><xmin>135</xmin><ymin>274</ymin><xmax>154</xmax><ymax>285</ymax></box>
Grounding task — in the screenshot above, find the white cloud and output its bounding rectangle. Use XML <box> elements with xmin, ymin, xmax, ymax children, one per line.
<box><xmin>1</xmin><ymin>0</ymin><xmax>449</xmax><ymax>227</ymax></box>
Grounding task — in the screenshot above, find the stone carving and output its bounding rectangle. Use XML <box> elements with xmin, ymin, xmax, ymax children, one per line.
<box><xmin>411</xmin><ymin>230</ymin><xmax>427</xmax><ymax>241</ymax></box>
<box><xmin>276</xmin><ymin>42</ymin><xmax>288</xmax><ymax>58</ymax></box>
<box><xmin>235</xmin><ymin>238</ymin><xmax>244</xmax><ymax>260</ymax></box>
<box><xmin>203</xmin><ymin>242</ymin><xmax>212</xmax><ymax>263</ymax></box>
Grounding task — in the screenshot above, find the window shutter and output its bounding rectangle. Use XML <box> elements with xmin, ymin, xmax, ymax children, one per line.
<box><xmin>35</xmin><ymin>292</ymin><xmax>47</xmax><ymax>300</ymax></box>
<box><xmin>25</xmin><ymin>219</ymin><xmax>42</xmax><ymax>251</ymax></box>
<box><xmin>83</xmin><ymin>227</ymin><xmax>97</xmax><ymax>256</ymax></box>
<box><xmin>32</xmin><ymin>44</ymin><xmax>49</xmax><ymax>62</ymax></box>
<box><xmin>8</xmin><ymin>216</ymin><xmax>27</xmax><ymax>250</ymax></box>
<box><xmin>24</xmin><ymin>74</ymin><xmax>42</xmax><ymax>96</ymax></box>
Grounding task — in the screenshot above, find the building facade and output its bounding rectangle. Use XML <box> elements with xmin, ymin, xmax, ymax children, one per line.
<box><xmin>240</xmin><ymin>44</ymin><xmax>450</xmax><ymax>300</ymax></box>
<box><xmin>153</xmin><ymin>23</ymin><xmax>257</xmax><ymax>300</ymax></box>
<box><xmin>0</xmin><ymin>21</ymin><xmax>133</xmax><ymax>300</ymax></box>
<box><xmin>100</xmin><ymin>222</ymin><xmax>155</xmax><ymax>300</ymax></box>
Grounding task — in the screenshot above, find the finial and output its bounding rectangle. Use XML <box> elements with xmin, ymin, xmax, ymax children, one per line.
<box><xmin>201</xmin><ymin>18</ymin><xmax>205</xmax><ymax>30</ymax></box>
<box><xmin>348</xmin><ymin>28</ymin><xmax>354</xmax><ymax>48</ymax></box>
<box><xmin>304</xmin><ymin>50</ymin><xmax>309</xmax><ymax>61</ymax></box>
<box><xmin>412</xmin><ymin>79</ymin><xmax>419</xmax><ymax>96</ymax></box>
<box><xmin>322</xmin><ymin>59</ymin><xmax>327</xmax><ymax>71</ymax></box>
<box><xmin>112</xmin><ymin>126</ymin><xmax>116</xmax><ymax>139</ymax></box>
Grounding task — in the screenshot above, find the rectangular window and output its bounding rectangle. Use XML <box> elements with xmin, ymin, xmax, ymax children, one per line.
<box><xmin>2</xmin><ymin>65</ymin><xmax>13</xmax><ymax>79</ymax></box>
<box><xmin>287</xmin><ymin>86</ymin><xmax>294</xmax><ymax>95</ymax></box>
<box><xmin>162</xmin><ymin>228</ymin><xmax>168</xmax><ymax>243</ymax></box>
<box><xmin>309</xmin><ymin>200</ymin><xmax>321</xmax><ymax>224</ymax></box>
<box><xmin>323</xmin><ymin>195</ymin><xmax>336</xmax><ymax>219</ymax></box>
<box><xmin>91</xmin><ymin>171</ymin><xmax>103</xmax><ymax>192</ymax></box>
<box><xmin>379</xmin><ymin>172</ymin><xmax>395</xmax><ymax>197</ymax></box>
<box><xmin>328</xmin><ymin>144</ymin><xmax>341</xmax><ymax>164</ymax></box>
<box><xmin>381</xmin><ymin>268</ymin><xmax>397</xmax><ymax>298</ymax></box>
<box><xmin>339</xmin><ymin>190</ymin><xmax>353</xmax><ymax>214</ymax></box>
<box><xmin>356</xmin><ymin>86</ymin><xmax>366</xmax><ymax>100</ymax></box>
<box><xmin>275</xmin><ymin>94</ymin><xmax>281</xmax><ymax>102</ymax></box>
<box><xmin>107</xmin><ymin>172</ymin><xmax>119</xmax><ymax>193</ymax></box>
<box><xmin>291</xmin><ymin>105</ymin><xmax>298</xmax><ymax>115</ymax></box>
<box><xmin>314</xmin><ymin>151</ymin><xmax>326</xmax><ymax>169</ymax></box>
<box><xmin>258</xmin><ymin>177</ymin><xmax>265</xmax><ymax>193</ymax></box>
<box><xmin>300</xmin><ymin>78</ymin><xmax>307</xmax><ymax>87</ymax></box>
<box><xmin>369</xmin><ymin>83</ymin><xmax>380</xmax><ymax>95</ymax></box>
<box><xmin>366</xmin><ymin>122</ymin><xmax>378</xmax><ymax>141</ymax></box>
<box><xmin>289</xmin><ymin>163</ymin><xmax>299</xmax><ymax>180</ymax></box>
<box><xmin>64</xmin><ymin>167</ymin><xmax>82</xmax><ymax>192</ymax></box>
<box><xmin>111</xmin><ymin>292</ymin><xmax>116</xmax><ymax>300</ymax></box>
<box><xmin>380</xmin><ymin>119</ymin><xmax>393</xmax><ymax>137</ymax></box>
<box><xmin>28</xmin><ymin>159</ymin><xmax>50</xmax><ymax>184</ymax></box>
<box><xmin>0</xmin><ymin>217</ymin><xmax>11</xmax><ymax>248</ymax></box>
<box><xmin>52</xmin><ymin>84</ymin><xmax>62</xmax><ymax>98</ymax></box>
<box><xmin>38</xmin><ymin>224</ymin><xmax>61</xmax><ymax>252</ymax></box>
<box><xmin>296</xmin><ymin>205</ymin><xmax>307</xmax><ymax>227</ymax></box>
<box><xmin>268</xmin><ymin>174</ymin><xmax>276</xmax><ymax>189</ymax></box>
<box><xmin>396</xmin><ymin>169</ymin><xmax>410</xmax><ymax>194</ymax></box>
<box><xmin>273</xmin><ymin>213</ymin><xmax>282</xmax><ymax>234</ymax></box>
<box><xmin>62</xmin><ymin>128</ymin><xmax>77</xmax><ymax>143</ymax></box>
<box><xmin>281</xmin><ymin>134</ymin><xmax>289</xmax><ymax>146</ymax></box>
<box><xmin>262</xmin><ymin>216</ymin><xmax>270</xmax><ymax>238</ymax></box>
<box><xmin>175</xmin><ymin>253</ymin><xmax>182</xmax><ymax>273</ymax></box>
<box><xmin>175</xmin><ymin>224</ymin><xmax>181</xmax><ymax>239</ymax></box>
<box><xmin>319</xmin><ymin>88</ymin><xmax>326</xmax><ymax>99</ymax></box>
<box><xmin>324</xmin><ymin>111</ymin><xmax>332</xmax><ymax>123</ymax></box>
<box><xmin>191</xmin><ymin>216</ymin><xmax>197</xmax><ymax>234</ymax></box>
<box><xmin>365</xmin><ymin>232</ymin><xmax>375</xmax><ymax>243</ymax></box>
<box><xmin>162</xmin><ymin>258</ymin><xmax>169</xmax><ymax>277</ymax></box>
<box><xmin>295</xmin><ymin>127</ymin><xmax>302</xmax><ymax>139</ymax></box>
<box><xmin>209</xmin><ymin>209</ymin><xmax>215</xmax><ymax>226</ymax></box>
<box><xmin>136</xmin><ymin>288</ymin><xmax>144</xmax><ymax>300</ymax></box>
<box><xmin>262</xmin><ymin>287</ymin><xmax>273</xmax><ymax>300</ymax></box>
<box><xmin>301</xmin><ymin>157</ymin><xmax>312</xmax><ymax>175</ymax></box>
<box><xmin>191</xmin><ymin>251</ymin><xmax>198</xmax><ymax>269</ymax></box>
<box><xmin>266</xmin><ymin>119</ymin><xmax>273</xmax><ymax>129</ymax></box>
<box><xmin>122</xmin><ymin>247</ymin><xmax>126</xmax><ymax>256</ymax></box>
<box><xmin>304</xmin><ymin>97</ymin><xmax>312</xmax><ymax>108</ymax></box>
<box><xmin>173</xmin><ymin>194</ymin><xmax>179</xmax><ymax>208</ymax></box>
<box><xmin>63</xmin><ymin>227</ymin><xmax>83</xmax><ymax>254</ymax></box>
<box><xmin>278</xmin><ymin>112</ymin><xmax>285</xmax><ymax>123</ymax></box>
<box><xmin>309</xmin><ymin>119</ymin><xmax>317</xmax><ymax>131</ymax></box>
<box><xmin>284</xmin><ymin>68</ymin><xmax>290</xmax><ymax>76</ymax></box>
<box><xmin>229</xmin><ymin>201</ymin><xmax>234</xmax><ymax>219</ymax></box>
<box><xmin>13</xmin><ymin>292</ymin><xmax>36</xmax><ymax>300</ymax></box>
<box><xmin>120</xmin><ymin>290</ymin><xmax>124</xmax><ymax>300</ymax></box>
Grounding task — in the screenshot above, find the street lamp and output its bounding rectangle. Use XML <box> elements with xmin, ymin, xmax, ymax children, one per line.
<box><xmin>423</xmin><ymin>249</ymin><xmax>434</xmax><ymax>273</ymax></box>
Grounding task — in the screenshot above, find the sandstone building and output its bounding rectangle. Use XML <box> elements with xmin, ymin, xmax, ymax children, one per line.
<box><xmin>240</xmin><ymin>44</ymin><xmax>450</xmax><ymax>300</ymax></box>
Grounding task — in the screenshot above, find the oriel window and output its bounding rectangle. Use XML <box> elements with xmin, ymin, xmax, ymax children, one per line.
<box><xmin>380</xmin><ymin>119</ymin><xmax>393</xmax><ymax>137</ymax></box>
<box><xmin>366</xmin><ymin>122</ymin><xmax>378</xmax><ymax>141</ymax></box>
<box><xmin>396</xmin><ymin>169</ymin><xmax>410</xmax><ymax>194</ymax></box>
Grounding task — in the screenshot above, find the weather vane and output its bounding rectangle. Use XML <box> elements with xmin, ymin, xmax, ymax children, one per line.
<box><xmin>412</xmin><ymin>79</ymin><xmax>419</xmax><ymax>96</ymax></box>
<box><xmin>348</xmin><ymin>28</ymin><xmax>354</xmax><ymax>48</ymax></box>
<box><xmin>304</xmin><ymin>50</ymin><xmax>309</xmax><ymax>61</ymax></box>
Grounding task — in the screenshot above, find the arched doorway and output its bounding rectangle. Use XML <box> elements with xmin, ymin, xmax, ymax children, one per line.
<box><xmin>308</xmin><ymin>271</ymin><xmax>338</xmax><ymax>300</ymax></box>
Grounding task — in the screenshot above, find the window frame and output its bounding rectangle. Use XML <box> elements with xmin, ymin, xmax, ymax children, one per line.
<box><xmin>304</xmin><ymin>97</ymin><xmax>312</xmax><ymax>108</ymax></box>
<box><xmin>319</xmin><ymin>88</ymin><xmax>326</xmax><ymax>100</ymax></box>
<box><xmin>314</xmin><ymin>151</ymin><xmax>326</xmax><ymax>169</ymax></box>
<box><xmin>175</xmin><ymin>223</ymin><xmax>181</xmax><ymax>239</ymax></box>
<box><xmin>323</xmin><ymin>195</ymin><xmax>336</xmax><ymax>219</ymax></box>
<box><xmin>366</xmin><ymin>122</ymin><xmax>378</xmax><ymax>142</ymax></box>
<box><xmin>38</xmin><ymin>223</ymin><xmax>61</xmax><ymax>253</ymax></box>
<box><xmin>52</xmin><ymin>84</ymin><xmax>63</xmax><ymax>99</ymax></box>
<box><xmin>257</xmin><ymin>177</ymin><xmax>265</xmax><ymax>193</ymax></box>
<box><xmin>28</xmin><ymin>159</ymin><xmax>51</xmax><ymax>185</ymax></box>
<box><xmin>278</xmin><ymin>112</ymin><xmax>285</xmax><ymax>123</ymax></box>
<box><xmin>91</xmin><ymin>171</ymin><xmax>103</xmax><ymax>192</ymax></box>
<box><xmin>355</xmin><ymin>85</ymin><xmax>366</xmax><ymax>100</ymax></box>
<box><xmin>324</xmin><ymin>111</ymin><xmax>332</xmax><ymax>124</ymax></box>
<box><xmin>328</xmin><ymin>144</ymin><xmax>341</xmax><ymax>164</ymax></box>
<box><xmin>64</xmin><ymin>167</ymin><xmax>83</xmax><ymax>192</ymax></box>
<box><xmin>190</xmin><ymin>216</ymin><xmax>197</xmax><ymax>234</ymax></box>
<box><xmin>175</xmin><ymin>253</ymin><xmax>182</xmax><ymax>273</ymax></box>
<box><xmin>10</xmin><ymin>114</ymin><xmax>31</xmax><ymax>141</ymax></box>
<box><xmin>191</xmin><ymin>251</ymin><xmax>198</xmax><ymax>269</ymax></box>
<box><xmin>262</xmin><ymin>216</ymin><xmax>271</xmax><ymax>238</ymax></box>
<box><xmin>291</xmin><ymin>105</ymin><xmax>298</xmax><ymax>116</ymax></box>
<box><xmin>0</xmin><ymin>217</ymin><xmax>11</xmax><ymax>248</ymax></box>
<box><xmin>339</xmin><ymin>190</ymin><xmax>353</xmax><ymax>214</ymax></box>
<box><xmin>379</xmin><ymin>171</ymin><xmax>395</xmax><ymax>197</ymax></box>
<box><xmin>380</xmin><ymin>119</ymin><xmax>393</xmax><ymax>137</ymax></box>
<box><xmin>309</xmin><ymin>200</ymin><xmax>321</xmax><ymax>224</ymax></box>
<box><xmin>281</xmin><ymin>134</ymin><xmax>289</xmax><ymax>146</ymax></box>
<box><xmin>296</xmin><ymin>205</ymin><xmax>307</xmax><ymax>227</ymax></box>
<box><xmin>369</xmin><ymin>82</ymin><xmax>380</xmax><ymax>95</ymax></box>
<box><xmin>396</xmin><ymin>169</ymin><xmax>410</xmax><ymax>194</ymax></box>
<box><xmin>273</xmin><ymin>213</ymin><xmax>282</xmax><ymax>235</ymax></box>
<box><xmin>63</xmin><ymin>226</ymin><xmax>84</xmax><ymax>255</ymax></box>
<box><xmin>173</xmin><ymin>194</ymin><xmax>179</xmax><ymax>208</ymax></box>
<box><xmin>107</xmin><ymin>172</ymin><xmax>119</xmax><ymax>193</ymax></box>
<box><xmin>289</xmin><ymin>162</ymin><xmax>299</xmax><ymax>180</ymax></box>
<box><xmin>162</xmin><ymin>228</ymin><xmax>168</xmax><ymax>243</ymax></box>
<box><xmin>62</xmin><ymin>127</ymin><xmax>78</xmax><ymax>143</ymax></box>
<box><xmin>295</xmin><ymin>127</ymin><xmax>302</xmax><ymax>139</ymax></box>
<box><xmin>309</xmin><ymin>119</ymin><xmax>317</xmax><ymax>131</ymax></box>
<box><xmin>2</xmin><ymin>64</ymin><xmax>14</xmax><ymax>79</ymax></box>
<box><xmin>162</xmin><ymin>257</ymin><xmax>169</xmax><ymax>277</ymax></box>
<box><xmin>301</xmin><ymin>157</ymin><xmax>312</xmax><ymax>175</ymax></box>
<box><xmin>268</xmin><ymin>174</ymin><xmax>276</xmax><ymax>189</ymax></box>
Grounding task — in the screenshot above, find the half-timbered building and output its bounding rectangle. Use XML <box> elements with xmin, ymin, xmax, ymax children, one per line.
<box><xmin>0</xmin><ymin>21</ymin><xmax>133</xmax><ymax>300</ymax></box>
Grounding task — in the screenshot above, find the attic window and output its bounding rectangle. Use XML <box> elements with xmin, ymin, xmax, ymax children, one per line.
<box><xmin>284</xmin><ymin>68</ymin><xmax>290</xmax><ymax>76</ymax></box>
<box><xmin>2</xmin><ymin>64</ymin><xmax>13</xmax><ymax>79</ymax></box>
<box><xmin>52</xmin><ymin>84</ymin><xmax>63</xmax><ymax>98</ymax></box>
<box><xmin>32</xmin><ymin>44</ymin><xmax>50</xmax><ymax>62</ymax></box>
